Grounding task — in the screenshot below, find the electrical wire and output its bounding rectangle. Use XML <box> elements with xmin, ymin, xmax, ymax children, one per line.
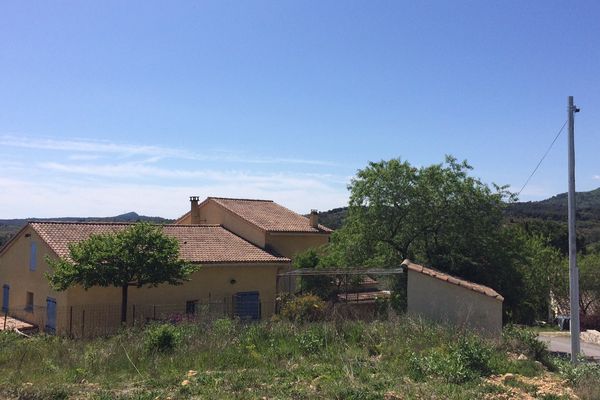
<box><xmin>517</xmin><ymin>120</ymin><xmax>568</xmax><ymax>197</ymax></box>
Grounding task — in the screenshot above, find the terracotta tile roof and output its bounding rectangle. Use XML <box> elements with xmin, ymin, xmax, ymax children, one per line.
<box><xmin>209</xmin><ymin>197</ymin><xmax>333</xmax><ymax>233</ymax></box>
<box><xmin>0</xmin><ymin>316</ymin><xmax>36</xmax><ymax>332</ymax></box>
<box><xmin>30</xmin><ymin>222</ymin><xmax>290</xmax><ymax>264</ymax></box>
<box><xmin>402</xmin><ymin>259</ymin><xmax>504</xmax><ymax>301</ymax></box>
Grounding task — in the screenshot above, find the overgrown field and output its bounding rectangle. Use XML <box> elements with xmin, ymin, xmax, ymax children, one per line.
<box><xmin>0</xmin><ymin>317</ymin><xmax>599</xmax><ymax>400</ymax></box>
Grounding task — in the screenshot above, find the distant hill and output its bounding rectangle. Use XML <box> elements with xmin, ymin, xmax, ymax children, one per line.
<box><xmin>317</xmin><ymin>187</ymin><xmax>600</xmax><ymax>246</ymax></box>
<box><xmin>0</xmin><ymin>212</ymin><xmax>174</xmax><ymax>248</ymax></box>
<box><xmin>506</xmin><ymin>187</ymin><xmax>600</xmax><ymax>245</ymax></box>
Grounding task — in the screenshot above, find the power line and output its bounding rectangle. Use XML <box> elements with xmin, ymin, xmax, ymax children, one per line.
<box><xmin>517</xmin><ymin>120</ymin><xmax>568</xmax><ymax>196</ymax></box>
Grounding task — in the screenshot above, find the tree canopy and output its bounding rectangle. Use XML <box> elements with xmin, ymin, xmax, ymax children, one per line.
<box><xmin>47</xmin><ymin>222</ymin><xmax>197</xmax><ymax>322</ymax></box>
<box><xmin>311</xmin><ymin>156</ymin><xmax>569</xmax><ymax>323</ymax></box>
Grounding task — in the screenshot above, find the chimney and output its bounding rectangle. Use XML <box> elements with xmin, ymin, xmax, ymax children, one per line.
<box><xmin>309</xmin><ymin>209</ymin><xmax>319</xmax><ymax>229</ymax></box>
<box><xmin>190</xmin><ymin>196</ymin><xmax>200</xmax><ymax>224</ymax></box>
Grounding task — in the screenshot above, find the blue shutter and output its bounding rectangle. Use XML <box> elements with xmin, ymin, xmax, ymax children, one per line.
<box><xmin>234</xmin><ymin>291</ymin><xmax>261</xmax><ymax>321</ymax></box>
<box><xmin>29</xmin><ymin>242</ymin><xmax>37</xmax><ymax>271</ymax></box>
<box><xmin>1</xmin><ymin>285</ymin><xmax>9</xmax><ymax>312</ymax></box>
<box><xmin>46</xmin><ymin>297</ymin><xmax>57</xmax><ymax>333</ymax></box>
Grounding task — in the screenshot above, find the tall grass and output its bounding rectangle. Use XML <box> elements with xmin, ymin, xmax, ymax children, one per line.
<box><xmin>0</xmin><ymin>317</ymin><xmax>585</xmax><ymax>400</ymax></box>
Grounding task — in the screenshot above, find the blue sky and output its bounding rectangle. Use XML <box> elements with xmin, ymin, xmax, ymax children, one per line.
<box><xmin>1</xmin><ymin>1</ymin><xmax>599</xmax><ymax>218</ymax></box>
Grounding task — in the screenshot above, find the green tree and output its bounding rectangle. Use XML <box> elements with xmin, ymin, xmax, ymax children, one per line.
<box><xmin>334</xmin><ymin>156</ymin><xmax>514</xmax><ymax>270</ymax></box>
<box><xmin>328</xmin><ymin>156</ymin><xmax>547</xmax><ymax>321</ymax></box>
<box><xmin>294</xmin><ymin>248</ymin><xmax>334</xmax><ymax>299</ymax></box>
<box><xmin>579</xmin><ymin>253</ymin><xmax>600</xmax><ymax>315</ymax></box>
<box><xmin>511</xmin><ymin>229</ymin><xmax>564</xmax><ymax>323</ymax></box>
<box><xmin>547</xmin><ymin>253</ymin><xmax>600</xmax><ymax>318</ymax></box>
<box><xmin>46</xmin><ymin>222</ymin><xmax>197</xmax><ymax>323</ymax></box>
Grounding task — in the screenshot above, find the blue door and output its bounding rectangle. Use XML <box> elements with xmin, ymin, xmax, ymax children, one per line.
<box><xmin>234</xmin><ymin>291</ymin><xmax>261</xmax><ymax>320</ymax></box>
<box><xmin>1</xmin><ymin>285</ymin><xmax>8</xmax><ymax>312</ymax></box>
<box><xmin>46</xmin><ymin>297</ymin><xmax>56</xmax><ymax>333</ymax></box>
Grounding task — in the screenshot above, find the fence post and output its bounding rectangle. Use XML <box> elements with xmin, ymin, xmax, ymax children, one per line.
<box><xmin>81</xmin><ymin>309</ymin><xmax>85</xmax><ymax>338</ymax></box>
<box><xmin>3</xmin><ymin>309</ymin><xmax>7</xmax><ymax>330</ymax></box>
<box><xmin>132</xmin><ymin>305</ymin><xmax>136</xmax><ymax>326</ymax></box>
<box><xmin>69</xmin><ymin>306</ymin><xmax>73</xmax><ymax>337</ymax></box>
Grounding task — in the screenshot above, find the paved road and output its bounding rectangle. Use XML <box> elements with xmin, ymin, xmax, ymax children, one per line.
<box><xmin>538</xmin><ymin>333</ymin><xmax>600</xmax><ymax>360</ymax></box>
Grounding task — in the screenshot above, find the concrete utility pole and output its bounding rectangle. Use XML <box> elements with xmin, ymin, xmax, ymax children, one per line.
<box><xmin>568</xmin><ymin>95</ymin><xmax>581</xmax><ymax>363</ymax></box>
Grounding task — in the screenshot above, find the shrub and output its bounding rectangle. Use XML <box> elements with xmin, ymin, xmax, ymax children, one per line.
<box><xmin>144</xmin><ymin>323</ymin><xmax>181</xmax><ymax>353</ymax></box>
<box><xmin>280</xmin><ymin>294</ymin><xmax>326</xmax><ymax>323</ymax></box>
<box><xmin>297</xmin><ymin>327</ymin><xmax>328</xmax><ymax>354</ymax></box>
<box><xmin>407</xmin><ymin>336</ymin><xmax>498</xmax><ymax>384</ymax></box>
<box><xmin>212</xmin><ymin>318</ymin><xmax>236</xmax><ymax>337</ymax></box>
<box><xmin>502</xmin><ymin>325</ymin><xmax>550</xmax><ymax>366</ymax></box>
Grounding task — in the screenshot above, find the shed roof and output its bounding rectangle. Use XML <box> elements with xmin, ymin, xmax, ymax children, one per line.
<box><xmin>28</xmin><ymin>222</ymin><xmax>290</xmax><ymax>264</ymax></box>
<box><xmin>402</xmin><ymin>259</ymin><xmax>504</xmax><ymax>301</ymax></box>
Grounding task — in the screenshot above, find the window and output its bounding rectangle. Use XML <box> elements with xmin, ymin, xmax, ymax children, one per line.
<box><xmin>29</xmin><ymin>242</ymin><xmax>37</xmax><ymax>271</ymax></box>
<box><xmin>1</xmin><ymin>285</ymin><xmax>8</xmax><ymax>313</ymax></box>
<box><xmin>186</xmin><ymin>300</ymin><xmax>198</xmax><ymax>315</ymax></box>
<box><xmin>25</xmin><ymin>292</ymin><xmax>34</xmax><ymax>312</ymax></box>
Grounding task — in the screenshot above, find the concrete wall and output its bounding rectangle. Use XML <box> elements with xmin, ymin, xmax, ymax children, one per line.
<box><xmin>0</xmin><ymin>226</ymin><xmax>68</xmax><ymax>333</ymax></box>
<box><xmin>407</xmin><ymin>269</ymin><xmax>502</xmax><ymax>336</ymax></box>
<box><xmin>266</xmin><ymin>232</ymin><xmax>329</xmax><ymax>259</ymax></box>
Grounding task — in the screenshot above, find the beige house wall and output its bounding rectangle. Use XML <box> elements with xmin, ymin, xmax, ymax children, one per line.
<box><xmin>0</xmin><ymin>226</ymin><xmax>68</xmax><ymax>332</ymax></box>
<box><xmin>407</xmin><ymin>269</ymin><xmax>502</xmax><ymax>336</ymax></box>
<box><xmin>266</xmin><ymin>233</ymin><xmax>329</xmax><ymax>259</ymax></box>
<box><xmin>62</xmin><ymin>262</ymin><xmax>287</xmax><ymax>336</ymax></box>
<box><xmin>197</xmin><ymin>201</ymin><xmax>267</xmax><ymax>248</ymax></box>
<box><xmin>66</xmin><ymin>262</ymin><xmax>287</xmax><ymax>316</ymax></box>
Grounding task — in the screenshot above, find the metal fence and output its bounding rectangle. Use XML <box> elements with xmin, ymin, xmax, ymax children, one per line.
<box><xmin>2</xmin><ymin>298</ymin><xmax>264</xmax><ymax>338</ymax></box>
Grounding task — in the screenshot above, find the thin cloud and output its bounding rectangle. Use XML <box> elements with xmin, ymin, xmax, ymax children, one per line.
<box><xmin>38</xmin><ymin>161</ymin><xmax>346</xmax><ymax>185</ymax></box>
<box><xmin>593</xmin><ymin>175</ymin><xmax>600</xmax><ymax>181</ymax></box>
<box><xmin>0</xmin><ymin>134</ymin><xmax>336</xmax><ymax>166</ymax></box>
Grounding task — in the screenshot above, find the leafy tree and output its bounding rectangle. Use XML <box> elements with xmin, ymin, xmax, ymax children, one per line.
<box><xmin>551</xmin><ymin>253</ymin><xmax>600</xmax><ymax>316</ymax></box>
<box><xmin>579</xmin><ymin>254</ymin><xmax>600</xmax><ymax>315</ymax></box>
<box><xmin>47</xmin><ymin>222</ymin><xmax>197</xmax><ymax>323</ymax></box>
<box><xmin>333</xmin><ymin>156</ymin><xmax>513</xmax><ymax>270</ymax></box>
<box><xmin>510</xmin><ymin>229</ymin><xmax>564</xmax><ymax>323</ymax></box>
<box><xmin>294</xmin><ymin>248</ymin><xmax>335</xmax><ymax>299</ymax></box>
<box><xmin>327</xmin><ymin>156</ymin><xmax>558</xmax><ymax>321</ymax></box>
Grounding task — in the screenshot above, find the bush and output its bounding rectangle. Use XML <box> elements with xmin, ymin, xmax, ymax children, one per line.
<box><xmin>502</xmin><ymin>325</ymin><xmax>550</xmax><ymax>366</ymax></box>
<box><xmin>407</xmin><ymin>336</ymin><xmax>498</xmax><ymax>384</ymax></box>
<box><xmin>280</xmin><ymin>294</ymin><xmax>326</xmax><ymax>323</ymax></box>
<box><xmin>144</xmin><ymin>323</ymin><xmax>181</xmax><ymax>353</ymax></box>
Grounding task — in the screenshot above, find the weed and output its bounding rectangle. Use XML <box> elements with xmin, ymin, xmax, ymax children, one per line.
<box><xmin>143</xmin><ymin>323</ymin><xmax>181</xmax><ymax>353</ymax></box>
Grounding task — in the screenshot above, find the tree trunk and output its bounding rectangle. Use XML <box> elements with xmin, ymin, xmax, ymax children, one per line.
<box><xmin>121</xmin><ymin>285</ymin><xmax>128</xmax><ymax>324</ymax></box>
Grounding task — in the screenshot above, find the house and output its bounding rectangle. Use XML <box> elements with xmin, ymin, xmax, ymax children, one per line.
<box><xmin>176</xmin><ymin>197</ymin><xmax>332</xmax><ymax>258</ymax></box>
<box><xmin>404</xmin><ymin>259</ymin><xmax>503</xmax><ymax>336</ymax></box>
<box><xmin>0</xmin><ymin>197</ymin><xmax>331</xmax><ymax>336</ymax></box>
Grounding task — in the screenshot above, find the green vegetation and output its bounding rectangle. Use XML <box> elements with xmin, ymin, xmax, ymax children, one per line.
<box><xmin>47</xmin><ymin>222</ymin><xmax>197</xmax><ymax>322</ymax></box>
<box><xmin>0</xmin><ymin>318</ymin><xmax>592</xmax><ymax>400</ymax></box>
<box><xmin>280</xmin><ymin>294</ymin><xmax>326</xmax><ymax>323</ymax></box>
<box><xmin>301</xmin><ymin>156</ymin><xmax>571</xmax><ymax>324</ymax></box>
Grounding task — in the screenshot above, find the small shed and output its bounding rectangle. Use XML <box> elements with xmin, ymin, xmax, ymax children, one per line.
<box><xmin>403</xmin><ymin>259</ymin><xmax>503</xmax><ymax>336</ymax></box>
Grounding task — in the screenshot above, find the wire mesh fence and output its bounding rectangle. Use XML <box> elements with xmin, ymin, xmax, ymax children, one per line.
<box><xmin>1</xmin><ymin>298</ymin><xmax>264</xmax><ymax>338</ymax></box>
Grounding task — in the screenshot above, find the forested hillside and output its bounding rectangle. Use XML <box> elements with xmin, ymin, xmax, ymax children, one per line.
<box><xmin>317</xmin><ymin>187</ymin><xmax>600</xmax><ymax>249</ymax></box>
<box><xmin>0</xmin><ymin>212</ymin><xmax>173</xmax><ymax>247</ymax></box>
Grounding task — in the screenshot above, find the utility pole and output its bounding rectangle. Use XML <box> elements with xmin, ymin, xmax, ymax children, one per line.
<box><xmin>568</xmin><ymin>95</ymin><xmax>581</xmax><ymax>363</ymax></box>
